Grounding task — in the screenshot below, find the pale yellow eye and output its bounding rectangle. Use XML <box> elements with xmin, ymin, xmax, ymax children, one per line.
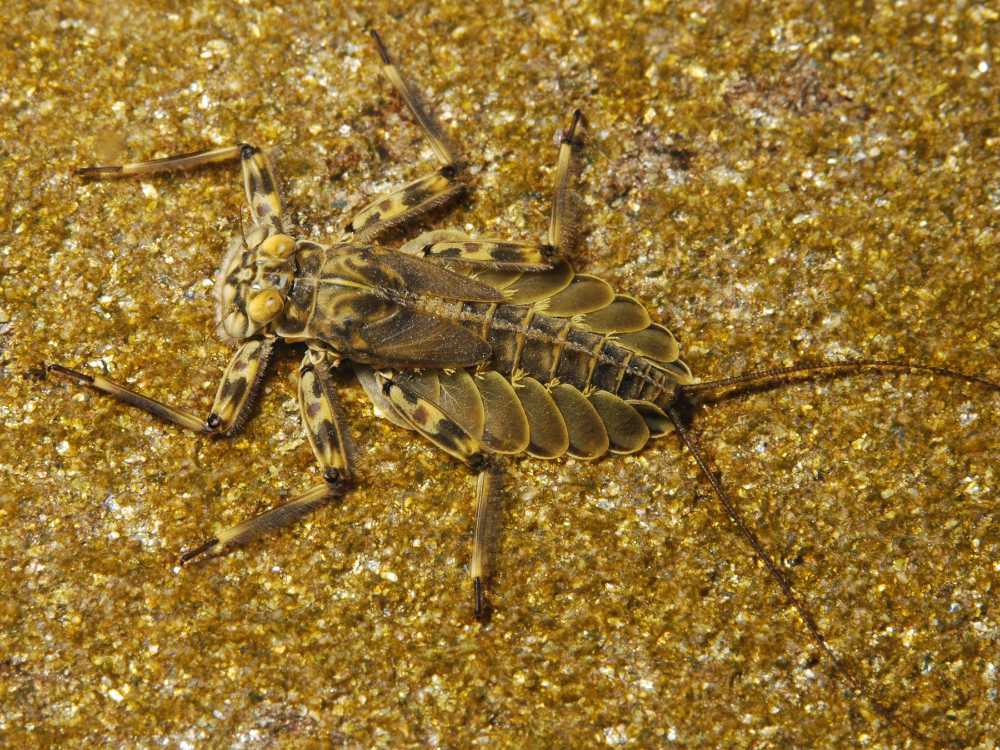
<box><xmin>247</xmin><ymin>289</ymin><xmax>284</xmax><ymax>322</ymax></box>
<box><xmin>259</xmin><ymin>233</ymin><xmax>295</xmax><ymax>258</ymax></box>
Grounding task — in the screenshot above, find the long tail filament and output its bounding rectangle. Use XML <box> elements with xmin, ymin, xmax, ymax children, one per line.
<box><xmin>666</xmin><ymin>358</ymin><xmax>998</xmax><ymax>744</ymax></box>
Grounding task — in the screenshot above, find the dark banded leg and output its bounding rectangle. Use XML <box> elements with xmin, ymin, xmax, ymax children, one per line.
<box><xmin>344</xmin><ymin>30</ymin><xmax>465</xmax><ymax>243</ymax></box>
<box><xmin>180</xmin><ymin>349</ymin><xmax>356</xmax><ymax>564</ymax></box>
<box><xmin>75</xmin><ymin>142</ymin><xmax>284</xmax><ymax>230</ymax></box>
<box><xmin>396</xmin><ymin>110</ymin><xmax>587</xmax><ymax>272</ymax></box>
<box><xmin>547</xmin><ymin>109</ymin><xmax>585</xmax><ymax>257</ymax></box>
<box><xmin>397</xmin><ymin>229</ymin><xmax>558</xmax><ymax>272</ymax></box>
<box><xmin>297</xmin><ymin>349</ymin><xmax>356</xmax><ymax>484</ymax></box>
<box><xmin>471</xmin><ymin>459</ymin><xmax>505</xmax><ymax>622</ymax></box>
<box><xmin>373</xmin><ymin>370</ymin><xmax>503</xmax><ymax>621</ymax></box>
<box><xmin>48</xmin><ymin>338</ymin><xmax>274</xmax><ymax>436</ymax></box>
<box><xmin>375</xmin><ymin>370</ymin><xmax>484</xmax><ymax>465</ymax></box>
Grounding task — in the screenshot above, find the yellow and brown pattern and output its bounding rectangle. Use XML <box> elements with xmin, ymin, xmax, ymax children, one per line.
<box><xmin>48</xmin><ymin>23</ymin><xmax>1000</xmax><ymax>744</ymax></box>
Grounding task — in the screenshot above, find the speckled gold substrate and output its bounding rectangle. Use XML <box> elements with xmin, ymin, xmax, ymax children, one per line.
<box><xmin>2</xmin><ymin>1</ymin><xmax>998</xmax><ymax>747</ymax></box>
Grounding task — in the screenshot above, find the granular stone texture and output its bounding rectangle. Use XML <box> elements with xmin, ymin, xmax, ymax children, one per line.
<box><xmin>1</xmin><ymin>1</ymin><xmax>997</xmax><ymax>747</ymax></box>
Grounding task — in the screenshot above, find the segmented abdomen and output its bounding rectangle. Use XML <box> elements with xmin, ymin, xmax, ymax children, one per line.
<box><xmin>461</xmin><ymin>301</ymin><xmax>688</xmax><ymax>406</ymax></box>
<box><xmin>356</xmin><ymin>283</ymin><xmax>693</xmax><ymax>461</ymax></box>
<box><xmin>331</xmin><ymin>248</ymin><xmax>694</xmax><ymax>461</ymax></box>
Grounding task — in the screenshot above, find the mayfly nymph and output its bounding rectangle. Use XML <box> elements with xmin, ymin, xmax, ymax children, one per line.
<box><xmin>50</xmin><ymin>26</ymin><xmax>998</xmax><ymax>746</ymax></box>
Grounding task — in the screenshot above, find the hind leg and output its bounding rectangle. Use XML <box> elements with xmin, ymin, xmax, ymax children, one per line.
<box><xmin>374</xmin><ymin>369</ymin><xmax>508</xmax><ymax>622</ymax></box>
<box><xmin>343</xmin><ymin>30</ymin><xmax>466</xmax><ymax>243</ymax></box>
<box><xmin>398</xmin><ymin>109</ymin><xmax>586</xmax><ymax>272</ymax></box>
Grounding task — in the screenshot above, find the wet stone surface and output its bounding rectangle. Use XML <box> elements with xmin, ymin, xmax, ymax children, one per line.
<box><xmin>1</xmin><ymin>1</ymin><xmax>998</xmax><ymax>747</ymax></box>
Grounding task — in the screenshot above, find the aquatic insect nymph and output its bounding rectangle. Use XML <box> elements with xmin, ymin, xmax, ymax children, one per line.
<box><xmin>50</xmin><ymin>27</ymin><xmax>998</xmax><ymax>746</ymax></box>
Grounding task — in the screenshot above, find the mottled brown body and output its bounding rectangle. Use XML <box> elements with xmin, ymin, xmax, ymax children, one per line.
<box><xmin>283</xmin><ymin>243</ymin><xmax>687</xmax><ymax>406</ymax></box>
<box><xmin>50</xmin><ymin>26</ymin><xmax>999</xmax><ymax>746</ymax></box>
<box><xmin>255</xmin><ymin>237</ymin><xmax>690</xmax><ymax>462</ymax></box>
<box><xmin>463</xmin><ymin>301</ymin><xmax>684</xmax><ymax>407</ymax></box>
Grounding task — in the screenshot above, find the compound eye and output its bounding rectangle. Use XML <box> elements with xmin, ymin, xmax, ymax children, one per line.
<box><xmin>259</xmin><ymin>233</ymin><xmax>296</xmax><ymax>258</ymax></box>
<box><xmin>247</xmin><ymin>288</ymin><xmax>285</xmax><ymax>322</ymax></box>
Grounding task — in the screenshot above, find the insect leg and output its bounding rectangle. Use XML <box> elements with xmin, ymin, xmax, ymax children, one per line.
<box><xmin>48</xmin><ymin>338</ymin><xmax>274</xmax><ymax>436</ymax></box>
<box><xmin>178</xmin><ymin>483</ymin><xmax>337</xmax><ymax>565</ymax></box>
<box><xmin>369</xmin><ymin>29</ymin><xmax>458</xmax><ymax>168</ymax></box>
<box><xmin>179</xmin><ymin>350</ymin><xmax>356</xmax><ymax>564</ymax></box>
<box><xmin>546</xmin><ymin>109</ymin><xmax>586</xmax><ymax>257</ymax></box>
<box><xmin>76</xmin><ymin>143</ymin><xmax>283</xmax><ymax>229</ymax></box>
<box><xmin>398</xmin><ymin>230</ymin><xmax>558</xmax><ymax>272</ymax></box>
<box><xmin>376</xmin><ymin>371</ymin><xmax>483</xmax><ymax>464</ymax></box>
<box><xmin>374</xmin><ymin>370</ymin><xmax>504</xmax><ymax>620</ymax></box>
<box><xmin>74</xmin><ymin>144</ymin><xmax>243</xmax><ymax>178</ymax></box>
<box><xmin>297</xmin><ymin>350</ymin><xmax>356</xmax><ymax>485</ymax></box>
<box><xmin>396</xmin><ymin>110</ymin><xmax>586</xmax><ymax>271</ymax></box>
<box><xmin>237</xmin><ymin>144</ymin><xmax>284</xmax><ymax>230</ymax></box>
<box><xmin>344</xmin><ymin>30</ymin><xmax>465</xmax><ymax>243</ymax></box>
<box><xmin>471</xmin><ymin>460</ymin><xmax>505</xmax><ymax>622</ymax></box>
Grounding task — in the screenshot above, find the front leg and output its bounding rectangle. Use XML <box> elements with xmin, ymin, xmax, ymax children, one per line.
<box><xmin>49</xmin><ymin>338</ymin><xmax>274</xmax><ymax>436</ymax></box>
<box><xmin>179</xmin><ymin>349</ymin><xmax>356</xmax><ymax>563</ymax></box>
<box><xmin>297</xmin><ymin>350</ymin><xmax>356</xmax><ymax>485</ymax></box>
<box><xmin>76</xmin><ymin>142</ymin><xmax>285</xmax><ymax>232</ymax></box>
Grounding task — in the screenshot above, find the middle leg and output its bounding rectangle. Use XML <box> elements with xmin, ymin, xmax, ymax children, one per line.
<box><xmin>179</xmin><ymin>348</ymin><xmax>356</xmax><ymax>563</ymax></box>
